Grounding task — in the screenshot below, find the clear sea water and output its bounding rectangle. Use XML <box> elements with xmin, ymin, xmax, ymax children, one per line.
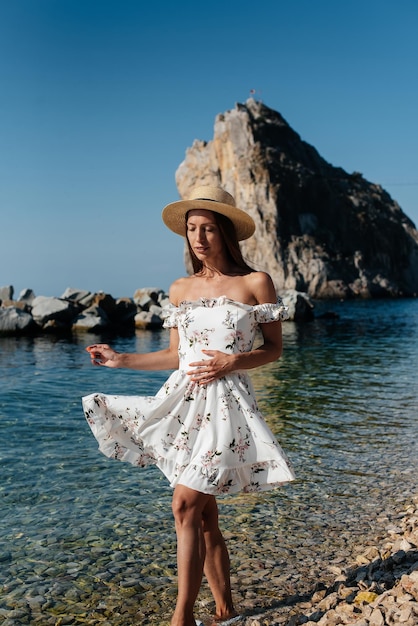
<box><xmin>1</xmin><ymin>299</ymin><xmax>417</xmax><ymax>625</ymax></box>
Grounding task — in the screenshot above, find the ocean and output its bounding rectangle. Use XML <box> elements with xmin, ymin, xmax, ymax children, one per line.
<box><xmin>1</xmin><ymin>298</ymin><xmax>417</xmax><ymax>625</ymax></box>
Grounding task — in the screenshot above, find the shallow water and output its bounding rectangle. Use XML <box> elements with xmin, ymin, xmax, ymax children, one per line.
<box><xmin>1</xmin><ymin>299</ymin><xmax>417</xmax><ymax>624</ymax></box>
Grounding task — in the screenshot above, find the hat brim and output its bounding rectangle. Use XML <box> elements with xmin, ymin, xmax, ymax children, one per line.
<box><xmin>162</xmin><ymin>199</ymin><xmax>255</xmax><ymax>241</ymax></box>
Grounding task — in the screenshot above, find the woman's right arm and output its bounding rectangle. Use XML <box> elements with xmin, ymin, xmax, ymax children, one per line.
<box><xmin>86</xmin><ymin>327</ymin><xmax>180</xmax><ymax>370</ymax></box>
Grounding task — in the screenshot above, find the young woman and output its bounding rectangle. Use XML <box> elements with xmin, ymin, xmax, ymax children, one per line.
<box><xmin>82</xmin><ymin>186</ymin><xmax>295</xmax><ymax>626</ymax></box>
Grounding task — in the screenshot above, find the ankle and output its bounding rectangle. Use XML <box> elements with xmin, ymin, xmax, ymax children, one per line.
<box><xmin>170</xmin><ymin>608</ymin><xmax>197</xmax><ymax>626</ymax></box>
<box><xmin>214</xmin><ymin>606</ymin><xmax>237</xmax><ymax>621</ymax></box>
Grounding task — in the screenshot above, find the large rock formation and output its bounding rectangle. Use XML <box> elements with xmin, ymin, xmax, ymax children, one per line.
<box><xmin>175</xmin><ymin>99</ymin><xmax>418</xmax><ymax>298</ymax></box>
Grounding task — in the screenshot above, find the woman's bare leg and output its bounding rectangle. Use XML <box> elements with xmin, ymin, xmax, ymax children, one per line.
<box><xmin>170</xmin><ymin>484</ymin><xmax>210</xmax><ymax>626</ymax></box>
<box><xmin>202</xmin><ymin>496</ymin><xmax>236</xmax><ymax>620</ymax></box>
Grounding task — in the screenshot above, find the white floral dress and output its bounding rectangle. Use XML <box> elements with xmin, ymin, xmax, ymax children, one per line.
<box><xmin>82</xmin><ymin>296</ymin><xmax>295</xmax><ymax>495</ymax></box>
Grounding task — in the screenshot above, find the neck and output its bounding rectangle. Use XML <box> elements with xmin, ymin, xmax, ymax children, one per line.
<box><xmin>197</xmin><ymin>258</ymin><xmax>234</xmax><ymax>277</ymax></box>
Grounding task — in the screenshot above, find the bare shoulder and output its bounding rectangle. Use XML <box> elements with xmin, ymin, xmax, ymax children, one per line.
<box><xmin>244</xmin><ymin>271</ymin><xmax>277</xmax><ymax>304</ymax></box>
<box><xmin>168</xmin><ymin>277</ymin><xmax>193</xmax><ymax>306</ymax></box>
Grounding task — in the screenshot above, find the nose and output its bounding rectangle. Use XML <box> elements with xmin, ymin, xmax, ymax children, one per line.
<box><xmin>196</xmin><ymin>228</ymin><xmax>207</xmax><ymax>243</ymax></box>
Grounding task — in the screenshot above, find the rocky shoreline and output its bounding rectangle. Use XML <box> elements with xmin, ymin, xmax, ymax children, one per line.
<box><xmin>0</xmin><ymin>285</ymin><xmax>314</xmax><ymax>336</ymax></box>
<box><xmin>2</xmin><ymin>497</ymin><xmax>416</xmax><ymax>625</ymax></box>
<box><xmin>0</xmin><ymin>285</ymin><xmax>170</xmax><ymax>336</ymax></box>
<box><xmin>233</xmin><ymin>497</ymin><xmax>418</xmax><ymax>626</ymax></box>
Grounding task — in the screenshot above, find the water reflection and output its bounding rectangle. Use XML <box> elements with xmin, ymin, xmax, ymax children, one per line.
<box><xmin>249</xmin><ymin>301</ymin><xmax>418</xmax><ymax>523</ymax></box>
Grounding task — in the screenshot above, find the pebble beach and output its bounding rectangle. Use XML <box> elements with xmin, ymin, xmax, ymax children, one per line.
<box><xmin>1</xmin><ymin>495</ymin><xmax>417</xmax><ymax>625</ymax></box>
<box><xmin>223</xmin><ymin>496</ymin><xmax>418</xmax><ymax>626</ymax></box>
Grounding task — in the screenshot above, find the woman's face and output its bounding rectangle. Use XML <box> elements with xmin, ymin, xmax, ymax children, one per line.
<box><xmin>186</xmin><ymin>209</ymin><xmax>225</xmax><ymax>261</ymax></box>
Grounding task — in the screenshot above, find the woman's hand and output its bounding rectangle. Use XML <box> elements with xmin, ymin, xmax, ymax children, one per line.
<box><xmin>86</xmin><ymin>344</ymin><xmax>120</xmax><ymax>368</ymax></box>
<box><xmin>187</xmin><ymin>350</ymin><xmax>234</xmax><ymax>385</ymax></box>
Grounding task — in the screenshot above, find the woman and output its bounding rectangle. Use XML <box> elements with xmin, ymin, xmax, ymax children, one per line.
<box><xmin>82</xmin><ymin>186</ymin><xmax>295</xmax><ymax>626</ymax></box>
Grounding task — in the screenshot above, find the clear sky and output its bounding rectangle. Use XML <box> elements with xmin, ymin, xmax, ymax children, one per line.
<box><xmin>1</xmin><ymin>0</ymin><xmax>417</xmax><ymax>298</ymax></box>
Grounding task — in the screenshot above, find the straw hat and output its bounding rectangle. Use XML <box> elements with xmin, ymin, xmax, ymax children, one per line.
<box><xmin>162</xmin><ymin>186</ymin><xmax>255</xmax><ymax>241</ymax></box>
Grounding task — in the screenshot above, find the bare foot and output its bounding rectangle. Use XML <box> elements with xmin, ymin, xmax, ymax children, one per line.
<box><xmin>211</xmin><ymin>612</ymin><xmax>241</xmax><ymax>625</ymax></box>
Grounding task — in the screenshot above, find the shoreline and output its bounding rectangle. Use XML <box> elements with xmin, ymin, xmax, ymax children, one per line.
<box><xmin>225</xmin><ymin>496</ymin><xmax>418</xmax><ymax>626</ymax></box>
<box><xmin>2</xmin><ymin>495</ymin><xmax>416</xmax><ymax>625</ymax></box>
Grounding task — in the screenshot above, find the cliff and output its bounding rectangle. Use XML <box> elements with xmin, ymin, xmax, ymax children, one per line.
<box><xmin>175</xmin><ymin>99</ymin><xmax>418</xmax><ymax>298</ymax></box>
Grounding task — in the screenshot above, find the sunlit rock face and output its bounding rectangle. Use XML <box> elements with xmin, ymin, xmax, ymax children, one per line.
<box><xmin>175</xmin><ymin>98</ymin><xmax>418</xmax><ymax>299</ymax></box>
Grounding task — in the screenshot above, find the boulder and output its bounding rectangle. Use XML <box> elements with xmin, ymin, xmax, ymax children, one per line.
<box><xmin>60</xmin><ymin>287</ymin><xmax>92</xmax><ymax>303</ymax></box>
<box><xmin>0</xmin><ymin>307</ymin><xmax>37</xmax><ymax>336</ymax></box>
<box><xmin>281</xmin><ymin>290</ymin><xmax>314</xmax><ymax>322</ymax></box>
<box><xmin>91</xmin><ymin>293</ymin><xmax>117</xmax><ymax>319</ymax></box>
<box><xmin>133</xmin><ymin>288</ymin><xmax>165</xmax><ymax>305</ymax></box>
<box><xmin>136</xmin><ymin>294</ymin><xmax>154</xmax><ymax>311</ymax></box>
<box><xmin>159</xmin><ymin>295</ymin><xmax>171</xmax><ymax>309</ymax></box>
<box><xmin>1</xmin><ymin>300</ymin><xmax>29</xmax><ymax>311</ymax></box>
<box><xmin>17</xmin><ymin>288</ymin><xmax>36</xmax><ymax>304</ymax></box>
<box><xmin>0</xmin><ymin>286</ymin><xmax>14</xmax><ymax>302</ymax></box>
<box><xmin>113</xmin><ymin>298</ymin><xmax>137</xmax><ymax>332</ymax></box>
<box><xmin>134</xmin><ymin>311</ymin><xmax>164</xmax><ymax>330</ymax></box>
<box><xmin>31</xmin><ymin>296</ymin><xmax>79</xmax><ymax>328</ymax></box>
<box><xmin>72</xmin><ymin>305</ymin><xmax>110</xmax><ymax>332</ymax></box>
<box><xmin>149</xmin><ymin>303</ymin><xmax>163</xmax><ymax>317</ymax></box>
<box><xmin>60</xmin><ymin>288</ymin><xmax>96</xmax><ymax>309</ymax></box>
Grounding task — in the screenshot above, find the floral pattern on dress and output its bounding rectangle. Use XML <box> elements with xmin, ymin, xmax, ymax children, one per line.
<box><xmin>228</xmin><ymin>425</ymin><xmax>251</xmax><ymax>462</ymax></box>
<box><xmin>83</xmin><ymin>296</ymin><xmax>295</xmax><ymax>496</ymax></box>
<box><xmin>222</xmin><ymin>309</ymin><xmax>252</xmax><ymax>352</ymax></box>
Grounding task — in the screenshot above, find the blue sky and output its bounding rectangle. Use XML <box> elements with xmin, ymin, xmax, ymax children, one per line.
<box><xmin>1</xmin><ymin>0</ymin><xmax>417</xmax><ymax>298</ymax></box>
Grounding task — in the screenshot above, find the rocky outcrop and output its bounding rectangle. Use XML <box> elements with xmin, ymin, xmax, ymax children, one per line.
<box><xmin>0</xmin><ymin>285</ymin><xmax>312</xmax><ymax>336</ymax></box>
<box><xmin>175</xmin><ymin>99</ymin><xmax>418</xmax><ymax>299</ymax></box>
<box><xmin>280</xmin><ymin>289</ymin><xmax>314</xmax><ymax>322</ymax></box>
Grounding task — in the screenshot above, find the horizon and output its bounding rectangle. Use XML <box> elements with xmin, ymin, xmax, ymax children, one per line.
<box><xmin>1</xmin><ymin>0</ymin><xmax>417</xmax><ymax>298</ymax></box>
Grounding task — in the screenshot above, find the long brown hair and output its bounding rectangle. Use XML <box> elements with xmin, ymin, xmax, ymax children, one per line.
<box><xmin>186</xmin><ymin>211</ymin><xmax>254</xmax><ymax>275</ymax></box>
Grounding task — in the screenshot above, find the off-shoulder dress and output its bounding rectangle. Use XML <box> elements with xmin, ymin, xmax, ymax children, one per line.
<box><xmin>82</xmin><ymin>296</ymin><xmax>295</xmax><ymax>495</ymax></box>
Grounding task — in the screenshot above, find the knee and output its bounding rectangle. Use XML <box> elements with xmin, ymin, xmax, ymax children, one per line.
<box><xmin>172</xmin><ymin>492</ymin><xmax>202</xmax><ymax>526</ymax></box>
